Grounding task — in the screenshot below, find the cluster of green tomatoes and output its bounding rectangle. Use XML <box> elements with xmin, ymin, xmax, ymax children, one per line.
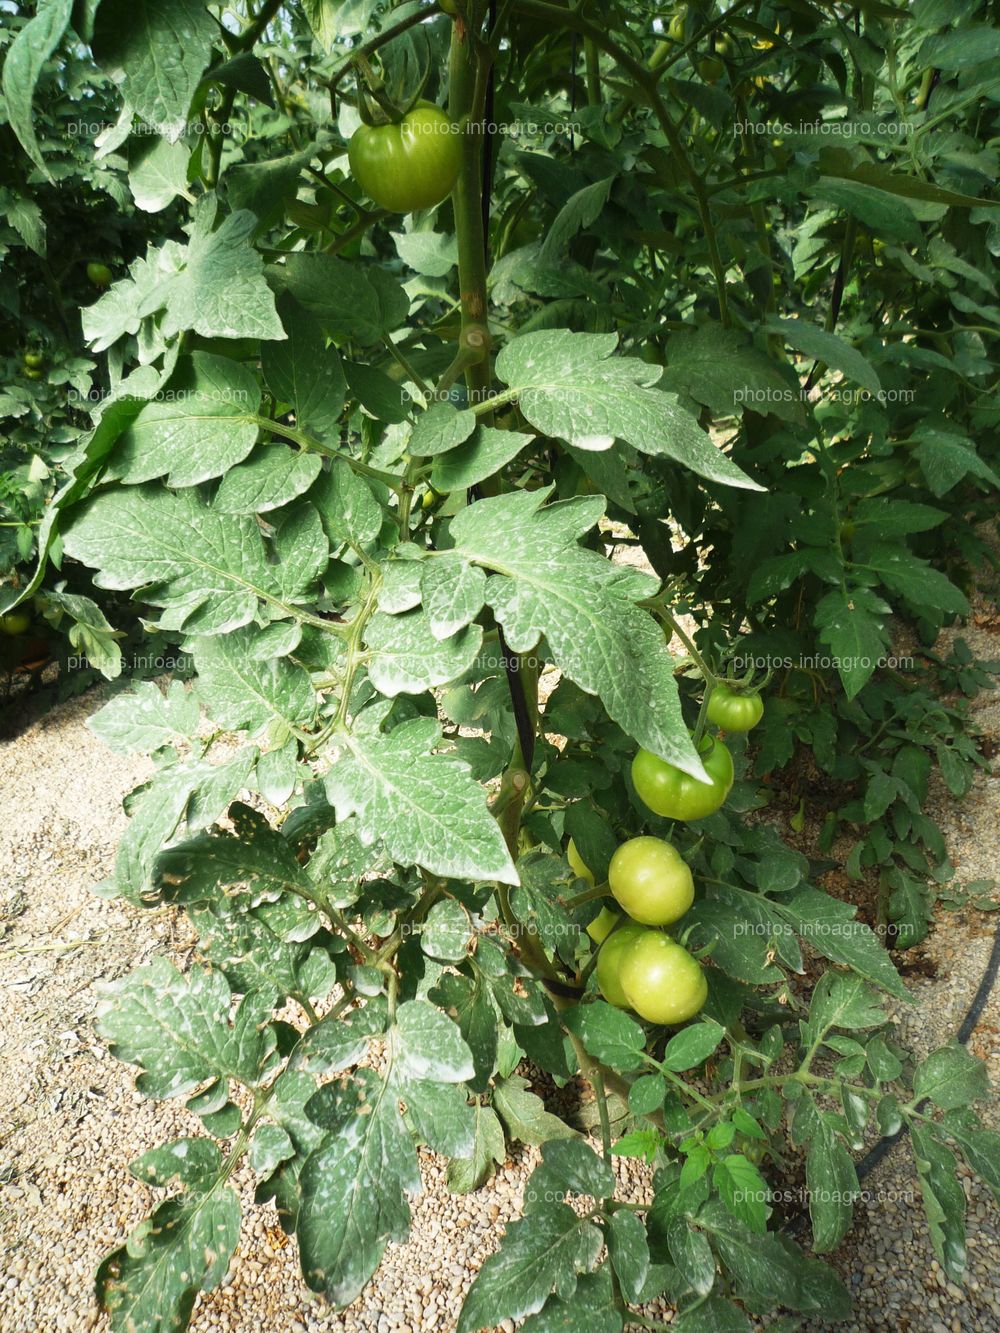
<box><xmin>21</xmin><ymin>348</ymin><xmax>45</xmax><ymax>379</ymax></box>
<box><xmin>569</xmin><ymin>685</ymin><xmax>764</xmax><ymax>1027</ymax></box>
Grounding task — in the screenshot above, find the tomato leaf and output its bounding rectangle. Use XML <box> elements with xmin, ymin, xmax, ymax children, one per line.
<box><xmin>446</xmin><ymin>487</ymin><xmax>707</xmax><ymax>780</ymax></box>
<box><xmin>495</xmin><ymin>330</ymin><xmax>763</xmax><ymax>490</ymax></box>
<box><xmin>97</xmin><ymin>1183</ymin><xmax>240</xmax><ymax>1333</ymax></box>
<box><xmin>457</xmin><ymin>1201</ymin><xmax>603</xmax><ymax>1332</ymax></box>
<box><xmin>96</xmin><ymin>957</ymin><xmax>278</xmax><ymax>1098</ymax></box>
<box><xmin>1</xmin><ymin>0</ymin><xmax>74</xmax><ymax>180</ymax></box>
<box><xmin>87</xmin><ymin>679</ymin><xmax>200</xmax><ymax>754</ymax></box>
<box><xmin>324</xmin><ymin>717</ymin><xmax>519</xmax><ymax>884</ymax></box>
<box><xmin>93</xmin><ymin>0</ymin><xmax>217</xmax><ymax>143</ymax></box>
<box><xmin>299</xmin><ymin>1068</ymin><xmax>421</xmax><ymax>1307</ymax></box>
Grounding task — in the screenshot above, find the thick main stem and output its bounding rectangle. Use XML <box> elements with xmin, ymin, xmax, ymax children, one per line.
<box><xmin>448</xmin><ymin>22</ymin><xmax>493</xmax><ymax>415</ymax></box>
<box><xmin>448</xmin><ymin>11</ymin><xmax>537</xmax><ymax>785</ymax></box>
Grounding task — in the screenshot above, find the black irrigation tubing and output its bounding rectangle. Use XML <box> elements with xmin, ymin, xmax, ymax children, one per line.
<box><xmin>783</xmin><ymin>911</ymin><xmax>1000</xmax><ymax>1238</ymax></box>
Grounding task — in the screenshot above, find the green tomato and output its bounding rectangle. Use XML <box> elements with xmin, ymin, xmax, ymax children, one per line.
<box><xmin>698</xmin><ymin>56</ymin><xmax>724</xmax><ymax>83</ymax></box>
<box><xmin>0</xmin><ymin>610</ymin><xmax>31</xmax><ymax>636</ymax></box>
<box><xmin>586</xmin><ymin>906</ymin><xmax>620</xmax><ymax>945</ymax></box>
<box><xmin>706</xmin><ymin>684</ymin><xmax>764</xmax><ymax>733</ymax></box>
<box><xmin>618</xmin><ymin>932</ymin><xmax>708</xmax><ymax>1025</ymax></box>
<box><xmin>668</xmin><ymin>7</ymin><xmax>687</xmax><ymax>40</ymax></box>
<box><xmin>596</xmin><ymin>923</ymin><xmax>646</xmax><ymax>1008</ymax></box>
<box><xmin>87</xmin><ymin>261</ymin><xmax>113</xmax><ymax>287</ymax></box>
<box><xmin>632</xmin><ymin>736</ymin><xmax>734</xmax><ymax>821</ymax></box>
<box><xmin>608</xmin><ymin>836</ymin><xmax>694</xmax><ymax>926</ymax></box>
<box><xmin>348</xmin><ymin>102</ymin><xmax>462</xmax><ymax>213</ymax></box>
<box><xmin>23</xmin><ymin>366</ymin><xmax>44</xmax><ymax>380</ymax></box>
<box><xmin>567</xmin><ymin>838</ymin><xmax>594</xmax><ymax>886</ymax></box>
<box><xmin>23</xmin><ymin>351</ymin><xmax>44</xmax><ymax>368</ymax></box>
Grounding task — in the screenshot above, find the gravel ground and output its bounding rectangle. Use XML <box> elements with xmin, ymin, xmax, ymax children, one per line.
<box><xmin>2</xmin><ymin>600</ymin><xmax>1000</xmax><ymax>1330</ymax></box>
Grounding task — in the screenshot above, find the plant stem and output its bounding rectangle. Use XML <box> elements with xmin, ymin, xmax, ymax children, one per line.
<box><xmin>448</xmin><ymin>19</ymin><xmax>494</xmax><ymax>415</ymax></box>
<box><xmin>593</xmin><ymin>1068</ymin><xmax>613</xmax><ymax>1162</ymax></box>
<box><xmin>329</xmin><ymin>7</ymin><xmax>444</xmax><ymax>93</ymax></box>
<box><xmin>645</xmin><ymin>1055</ymin><xmax>717</xmax><ymax>1111</ymax></box>
<box><xmin>332</xmin><ymin>574</ymin><xmax>383</xmax><ymax>730</ymax></box>
<box><xmin>323</xmin><ymin>207</ymin><xmax>390</xmax><ymax>255</ymax></box>
<box><xmin>561</xmin><ymin>881</ymin><xmax>611</xmax><ymax>909</ymax></box>
<box><xmin>255</xmin><ymin>416</ymin><xmax>405</xmax><ymax>491</ymax></box>
<box><xmin>584</xmin><ymin>38</ymin><xmax>601</xmax><ymax>106</ymax></box>
<box><xmin>205</xmin><ymin>0</ymin><xmax>283</xmax><ymax>185</ymax></box>
<box><xmin>382</xmin><ymin>334</ymin><xmax>431</xmax><ymax>400</ymax></box>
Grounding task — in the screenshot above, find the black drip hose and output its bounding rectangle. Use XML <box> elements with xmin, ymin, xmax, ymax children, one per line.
<box><xmin>783</xmin><ymin>914</ymin><xmax>1000</xmax><ymax>1237</ymax></box>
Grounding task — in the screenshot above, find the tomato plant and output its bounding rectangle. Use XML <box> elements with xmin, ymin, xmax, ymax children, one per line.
<box><xmin>632</xmin><ymin>736</ymin><xmax>734</xmax><ymax>820</ymax></box>
<box><xmin>348</xmin><ymin>103</ymin><xmax>462</xmax><ymax>213</ymax></box>
<box><xmin>4</xmin><ymin>1</ymin><xmax>1000</xmax><ymax>1330</ymax></box>
<box><xmin>706</xmin><ymin>683</ymin><xmax>764</xmax><ymax>733</ymax></box>
<box><xmin>608</xmin><ymin>835</ymin><xmax>694</xmax><ymax>925</ymax></box>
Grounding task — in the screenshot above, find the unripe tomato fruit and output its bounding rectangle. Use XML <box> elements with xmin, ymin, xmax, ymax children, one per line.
<box><xmin>0</xmin><ymin>610</ymin><xmax>31</xmax><ymax>636</ymax></box>
<box><xmin>586</xmin><ymin>905</ymin><xmax>620</xmax><ymax>945</ymax></box>
<box><xmin>596</xmin><ymin>923</ymin><xmax>646</xmax><ymax>1008</ymax></box>
<box><xmin>566</xmin><ymin>838</ymin><xmax>594</xmax><ymax>886</ymax></box>
<box><xmin>618</xmin><ymin>932</ymin><xmax>708</xmax><ymax>1024</ymax></box>
<box><xmin>699</xmin><ymin>56</ymin><xmax>724</xmax><ymax>83</ymax></box>
<box><xmin>349</xmin><ymin>103</ymin><xmax>462</xmax><ymax>213</ymax></box>
<box><xmin>23</xmin><ymin>351</ymin><xmax>44</xmax><ymax>368</ymax></box>
<box><xmin>87</xmin><ymin>261</ymin><xmax>113</xmax><ymax>287</ymax></box>
<box><xmin>23</xmin><ymin>366</ymin><xmax>44</xmax><ymax>379</ymax></box>
<box><xmin>706</xmin><ymin>684</ymin><xmax>764</xmax><ymax>733</ymax></box>
<box><xmin>668</xmin><ymin>7</ymin><xmax>687</xmax><ymax>40</ymax></box>
<box><xmin>632</xmin><ymin>736</ymin><xmax>734</xmax><ymax>821</ymax></box>
<box><xmin>608</xmin><ymin>836</ymin><xmax>694</xmax><ymax>926</ymax></box>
